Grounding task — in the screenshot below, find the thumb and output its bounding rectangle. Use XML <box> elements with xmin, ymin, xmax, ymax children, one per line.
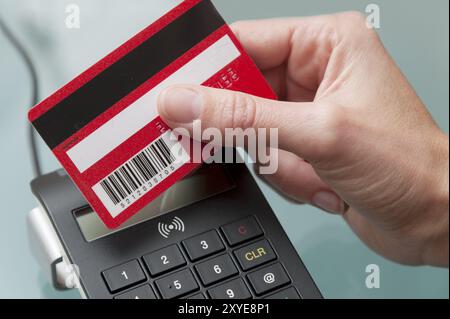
<box><xmin>157</xmin><ymin>84</ymin><xmax>325</xmax><ymax>159</ymax></box>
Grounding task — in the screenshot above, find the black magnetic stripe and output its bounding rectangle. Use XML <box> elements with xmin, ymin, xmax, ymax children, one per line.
<box><xmin>33</xmin><ymin>0</ymin><xmax>224</xmax><ymax>149</ymax></box>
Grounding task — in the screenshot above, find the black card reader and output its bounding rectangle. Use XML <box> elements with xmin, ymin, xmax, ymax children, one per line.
<box><xmin>28</xmin><ymin>162</ymin><xmax>322</xmax><ymax>299</ymax></box>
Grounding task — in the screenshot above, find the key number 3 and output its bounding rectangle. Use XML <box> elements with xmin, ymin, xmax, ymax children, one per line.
<box><xmin>200</xmin><ymin>240</ymin><xmax>209</xmax><ymax>250</ymax></box>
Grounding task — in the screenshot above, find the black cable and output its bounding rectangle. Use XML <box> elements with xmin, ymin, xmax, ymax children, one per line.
<box><xmin>0</xmin><ymin>16</ymin><xmax>42</xmax><ymax>177</ymax></box>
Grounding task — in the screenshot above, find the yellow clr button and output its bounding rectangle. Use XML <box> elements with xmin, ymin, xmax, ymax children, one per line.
<box><xmin>245</xmin><ymin>247</ymin><xmax>267</xmax><ymax>261</ymax></box>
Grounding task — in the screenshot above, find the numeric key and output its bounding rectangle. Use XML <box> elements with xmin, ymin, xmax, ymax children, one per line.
<box><xmin>155</xmin><ymin>269</ymin><xmax>199</xmax><ymax>299</ymax></box>
<box><xmin>208</xmin><ymin>278</ymin><xmax>252</xmax><ymax>299</ymax></box>
<box><xmin>102</xmin><ymin>259</ymin><xmax>146</xmax><ymax>293</ymax></box>
<box><xmin>182</xmin><ymin>230</ymin><xmax>225</xmax><ymax>261</ymax></box>
<box><xmin>143</xmin><ymin>245</ymin><xmax>186</xmax><ymax>276</ymax></box>
<box><xmin>195</xmin><ymin>254</ymin><xmax>238</xmax><ymax>286</ymax></box>
<box><xmin>114</xmin><ymin>285</ymin><xmax>157</xmax><ymax>299</ymax></box>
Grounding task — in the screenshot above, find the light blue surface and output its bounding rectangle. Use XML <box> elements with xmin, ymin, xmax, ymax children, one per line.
<box><xmin>0</xmin><ymin>0</ymin><xmax>448</xmax><ymax>298</ymax></box>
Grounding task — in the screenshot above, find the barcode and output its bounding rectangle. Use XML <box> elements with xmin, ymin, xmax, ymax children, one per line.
<box><xmin>92</xmin><ymin>132</ymin><xmax>189</xmax><ymax>217</ymax></box>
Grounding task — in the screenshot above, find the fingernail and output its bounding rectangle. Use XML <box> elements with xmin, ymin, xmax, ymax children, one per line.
<box><xmin>312</xmin><ymin>191</ymin><xmax>344</xmax><ymax>214</ymax></box>
<box><xmin>159</xmin><ymin>87</ymin><xmax>202</xmax><ymax>123</ymax></box>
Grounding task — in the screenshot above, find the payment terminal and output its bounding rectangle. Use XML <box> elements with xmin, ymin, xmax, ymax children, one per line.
<box><xmin>28</xmin><ymin>162</ymin><xmax>322</xmax><ymax>299</ymax></box>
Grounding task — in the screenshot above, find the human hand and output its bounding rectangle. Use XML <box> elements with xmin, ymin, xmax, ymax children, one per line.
<box><xmin>158</xmin><ymin>13</ymin><xmax>449</xmax><ymax>267</ymax></box>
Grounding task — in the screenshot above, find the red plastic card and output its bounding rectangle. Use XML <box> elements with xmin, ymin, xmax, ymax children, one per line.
<box><xmin>28</xmin><ymin>0</ymin><xmax>276</xmax><ymax>228</ymax></box>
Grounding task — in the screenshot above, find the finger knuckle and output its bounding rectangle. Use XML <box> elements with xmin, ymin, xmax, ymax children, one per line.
<box><xmin>338</xmin><ymin>11</ymin><xmax>379</xmax><ymax>39</ymax></box>
<box><xmin>345</xmin><ymin>11</ymin><xmax>367</xmax><ymax>24</ymax></box>
<box><xmin>219</xmin><ymin>92</ymin><xmax>257</xmax><ymax>130</ymax></box>
<box><xmin>313</xmin><ymin>103</ymin><xmax>354</xmax><ymax>157</ymax></box>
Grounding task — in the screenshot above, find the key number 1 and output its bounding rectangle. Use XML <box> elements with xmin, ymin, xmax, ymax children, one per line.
<box><xmin>121</xmin><ymin>271</ymin><xmax>128</xmax><ymax>280</ymax></box>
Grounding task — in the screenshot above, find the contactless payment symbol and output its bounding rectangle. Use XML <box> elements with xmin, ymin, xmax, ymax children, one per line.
<box><xmin>158</xmin><ymin>216</ymin><xmax>185</xmax><ymax>238</ymax></box>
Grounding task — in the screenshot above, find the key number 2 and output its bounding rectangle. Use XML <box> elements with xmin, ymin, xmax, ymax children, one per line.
<box><xmin>161</xmin><ymin>255</ymin><xmax>169</xmax><ymax>265</ymax></box>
